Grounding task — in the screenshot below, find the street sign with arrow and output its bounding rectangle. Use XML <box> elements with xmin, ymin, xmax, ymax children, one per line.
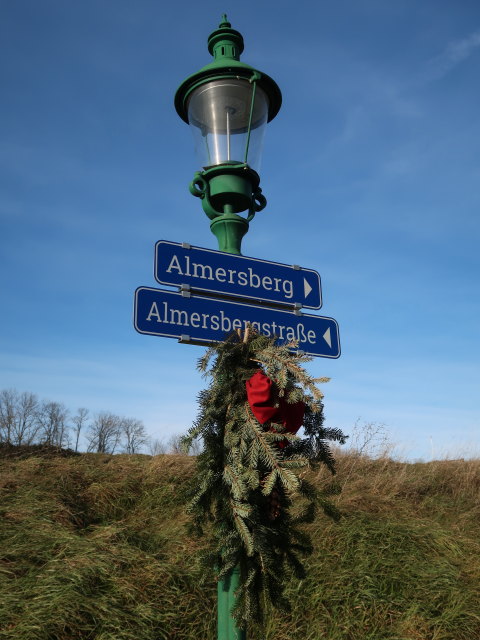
<box><xmin>134</xmin><ymin>286</ymin><xmax>340</xmax><ymax>358</ymax></box>
<box><xmin>154</xmin><ymin>240</ymin><xmax>322</xmax><ymax>309</ymax></box>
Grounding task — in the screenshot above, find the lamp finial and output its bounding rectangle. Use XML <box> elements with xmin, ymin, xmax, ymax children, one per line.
<box><xmin>219</xmin><ymin>14</ymin><xmax>231</xmax><ymax>28</ymax></box>
<box><xmin>207</xmin><ymin>15</ymin><xmax>244</xmax><ymax>61</ymax></box>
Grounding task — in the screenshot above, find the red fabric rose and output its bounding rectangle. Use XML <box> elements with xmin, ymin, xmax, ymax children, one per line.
<box><xmin>245</xmin><ymin>370</ymin><xmax>279</xmax><ymax>424</ymax></box>
<box><xmin>245</xmin><ymin>371</ymin><xmax>305</xmax><ymax>443</ymax></box>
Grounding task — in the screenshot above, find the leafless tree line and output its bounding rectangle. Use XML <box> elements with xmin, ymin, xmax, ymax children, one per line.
<box><xmin>0</xmin><ymin>389</ymin><xmax>148</xmax><ymax>454</ymax></box>
<box><xmin>0</xmin><ymin>388</ymin><xmax>201</xmax><ymax>456</ymax></box>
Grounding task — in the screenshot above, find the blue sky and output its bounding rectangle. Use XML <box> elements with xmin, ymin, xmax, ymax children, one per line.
<box><xmin>1</xmin><ymin>0</ymin><xmax>479</xmax><ymax>459</ymax></box>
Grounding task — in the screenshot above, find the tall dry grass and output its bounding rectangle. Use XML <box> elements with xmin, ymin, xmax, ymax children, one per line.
<box><xmin>1</xmin><ymin>443</ymin><xmax>479</xmax><ymax>639</ymax></box>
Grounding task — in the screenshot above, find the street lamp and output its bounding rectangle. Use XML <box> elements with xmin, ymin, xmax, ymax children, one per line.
<box><xmin>174</xmin><ymin>16</ymin><xmax>282</xmax><ymax>639</ymax></box>
<box><xmin>175</xmin><ymin>15</ymin><xmax>282</xmax><ymax>255</ymax></box>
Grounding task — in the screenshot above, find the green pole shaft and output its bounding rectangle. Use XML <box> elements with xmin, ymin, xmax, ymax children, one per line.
<box><xmin>218</xmin><ymin>567</ymin><xmax>246</xmax><ymax>640</ymax></box>
<box><xmin>228</xmin><ymin>567</ymin><xmax>246</xmax><ymax>640</ymax></box>
<box><xmin>217</xmin><ymin>574</ymin><xmax>230</xmax><ymax>638</ymax></box>
<box><xmin>216</xmin><ymin>220</ymin><xmax>247</xmax><ymax>639</ymax></box>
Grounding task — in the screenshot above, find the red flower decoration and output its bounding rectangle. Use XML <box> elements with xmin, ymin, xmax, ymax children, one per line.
<box><xmin>246</xmin><ymin>371</ymin><xmax>305</xmax><ymax>446</ymax></box>
<box><xmin>245</xmin><ymin>370</ymin><xmax>279</xmax><ymax>424</ymax></box>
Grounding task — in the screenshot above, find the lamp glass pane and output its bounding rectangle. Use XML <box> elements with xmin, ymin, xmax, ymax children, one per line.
<box><xmin>187</xmin><ymin>79</ymin><xmax>268</xmax><ymax>171</ymax></box>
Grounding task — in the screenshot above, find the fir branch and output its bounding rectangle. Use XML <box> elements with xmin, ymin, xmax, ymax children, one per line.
<box><xmin>182</xmin><ymin>329</ymin><xmax>346</xmax><ymax>628</ymax></box>
<box><xmin>232</xmin><ymin>504</ymin><xmax>254</xmax><ymax>556</ymax></box>
<box><xmin>224</xmin><ymin>464</ymin><xmax>248</xmax><ymax>501</ymax></box>
<box><xmin>261</xmin><ymin>469</ymin><xmax>278</xmax><ymax>496</ymax></box>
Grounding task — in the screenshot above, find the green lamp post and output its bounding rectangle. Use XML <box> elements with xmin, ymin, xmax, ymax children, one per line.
<box><xmin>175</xmin><ymin>14</ymin><xmax>282</xmax><ymax>256</ymax></box>
<box><xmin>175</xmin><ymin>16</ymin><xmax>282</xmax><ymax>639</ymax></box>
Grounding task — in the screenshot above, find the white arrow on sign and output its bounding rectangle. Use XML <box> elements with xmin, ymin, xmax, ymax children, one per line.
<box><xmin>304</xmin><ymin>277</ymin><xmax>312</xmax><ymax>299</ymax></box>
<box><xmin>323</xmin><ymin>327</ymin><xmax>332</xmax><ymax>348</ymax></box>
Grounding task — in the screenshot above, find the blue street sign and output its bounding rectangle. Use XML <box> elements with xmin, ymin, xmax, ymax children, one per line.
<box><xmin>134</xmin><ymin>287</ymin><xmax>340</xmax><ymax>359</ymax></box>
<box><xmin>154</xmin><ymin>240</ymin><xmax>322</xmax><ymax>309</ymax></box>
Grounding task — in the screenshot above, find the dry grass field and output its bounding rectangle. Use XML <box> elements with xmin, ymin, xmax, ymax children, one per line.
<box><xmin>1</xmin><ymin>444</ymin><xmax>479</xmax><ymax>639</ymax></box>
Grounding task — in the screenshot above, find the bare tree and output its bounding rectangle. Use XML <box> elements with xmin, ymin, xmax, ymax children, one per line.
<box><xmin>0</xmin><ymin>389</ymin><xmax>40</xmax><ymax>445</ymax></box>
<box><xmin>0</xmin><ymin>389</ymin><xmax>16</xmax><ymax>444</ymax></box>
<box><xmin>71</xmin><ymin>408</ymin><xmax>89</xmax><ymax>452</ymax></box>
<box><xmin>169</xmin><ymin>433</ymin><xmax>203</xmax><ymax>455</ymax></box>
<box><xmin>148</xmin><ymin>437</ymin><xmax>167</xmax><ymax>456</ymax></box>
<box><xmin>167</xmin><ymin>433</ymin><xmax>202</xmax><ymax>456</ymax></box>
<box><xmin>37</xmin><ymin>401</ymin><xmax>69</xmax><ymax>448</ymax></box>
<box><xmin>167</xmin><ymin>433</ymin><xmax>185</xmax><ymax>454</ymax></box>
<box><xmin>16</xmin><ymin>392</ymin><xmax>41</xmax><ymax>445</ymax></box>
<box><xmin>87</xmin><ymin>412</ymin><xmax>121</xmax><ymax>454</ymax></box>
<box><xmin>120</xmin><ymin>417</ymin><xmax>148</xmax><ymax>454</ymax></box>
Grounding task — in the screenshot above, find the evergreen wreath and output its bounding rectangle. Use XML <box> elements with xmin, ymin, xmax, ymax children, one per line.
<box><xmin>181</xmin><ymin>327</ymin><xmax>347</xmax><ymax>626</ymax></box>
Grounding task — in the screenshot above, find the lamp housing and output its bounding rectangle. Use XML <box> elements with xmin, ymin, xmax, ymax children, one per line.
<box><xmin>174</xmin><ymin>16</ymin><xmax>281</xmax><ymax>254</ymax></box>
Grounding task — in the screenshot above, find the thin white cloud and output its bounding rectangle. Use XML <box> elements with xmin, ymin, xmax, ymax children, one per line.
<box><xmin>426</xmin><ymin>29</ymin><xmax>480</xmax><ymax>81</ymax></box>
